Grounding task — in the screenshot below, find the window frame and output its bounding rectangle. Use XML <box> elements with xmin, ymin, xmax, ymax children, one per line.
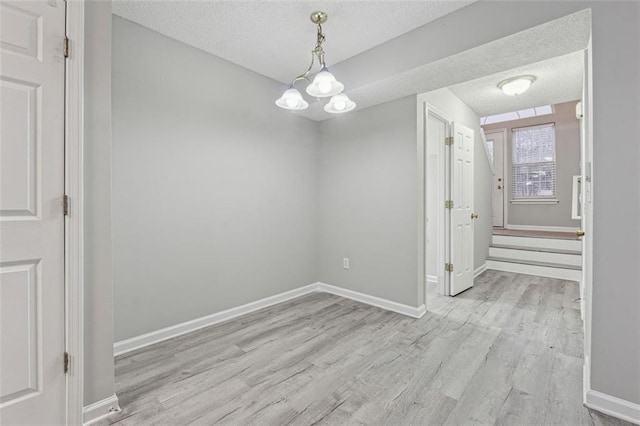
<box><xmin>510</xmin><ymin>122</ymin><xmax>559</xmax><ymax>205</ymax></box>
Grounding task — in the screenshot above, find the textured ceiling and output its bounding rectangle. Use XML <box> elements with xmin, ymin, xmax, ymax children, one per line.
<box><xmin>112</xmin><ymin>0</ymin><xmax>475</xmax><ymax>84</ymax></box>
<box><xmin>292</xmin><ymin>8</ymin><xmax>590</xmax><ymax>121</ymax></box>
<box><xmin>449</xmin><ymin>51</ymin><xmax>584</xmax><ymax>116</ymax></box>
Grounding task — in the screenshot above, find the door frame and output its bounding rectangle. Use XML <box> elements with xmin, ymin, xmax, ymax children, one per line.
<box><xmin>417</xmin><ymin>97</ymin><xmax>452</xmax><ymax>304</ymax></box>
<box><xmin>483</xmin><ymin>128</ymin><xmax>508</xmax><ymax>227</ymax></box>
<box><xmin>65</xmin><ymin>1</ymin><xmax>85</xmax><ymax>423</ymax></box>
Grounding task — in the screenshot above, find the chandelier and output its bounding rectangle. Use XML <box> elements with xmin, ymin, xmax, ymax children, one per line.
<box><xmin>276</xmin><ymin>11</ymin><xmax>356</xmax><ymax>114</ymax></box>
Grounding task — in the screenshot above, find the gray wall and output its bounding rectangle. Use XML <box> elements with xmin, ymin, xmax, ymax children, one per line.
<box><xmin>84</xmin><ymin>0</ymin><xmax>116</xmax><ymax>406</ymax></box>
<box><xmin>317</xmin><ymin>96</ymin><xmax>419</xmax><ymax>307</ymax></box>
<box><xmin>112</xmin><ymin>16</ymin><xmax>319</xmax><ymax>341</ymax></box>
<box><xmin>90</xmin><ymin>0</ymin><xmax>640</xmax><ymax>409</ymax></box>
<box><xmin>329</xmin><ymin>0</ymin><xmax>640</xmax><ymax>405</ymax></box>
<box><xmin>483</xmin><ymin>101</ymin><xmax>581</xmax><ymax>228</ymax></box>
<box><xmin>419</xmin><ymin>89</ymin><xmax>493</xmax><ymax>271</ymax></box>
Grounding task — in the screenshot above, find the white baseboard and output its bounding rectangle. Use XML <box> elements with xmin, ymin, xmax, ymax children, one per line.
<box><xmin>114</xmin><ymin>283</ymin><xmax>318</xmax><ymax>356</ymax></box>
<box><xmin>505</xmin><ymin>224</ymin><xmax>579</xmax><ymax>232</ymax></box>
<box><xmin>474</xmin><ymin>262</ymin><xmax>487</xmax><ymax>278</ymax></box>
<box><xmin>585</xmin><ymin>389</ymin><xmax>640</xmax><ymax>425</ymax></box>
<box><xmin>83</xmin><ymin>394</ymin><xmax>120</xmax><ymax>425</ymax></box>
<box><xmin>426</xmin><ymin>275</ymin><xmax>438</xmax><ymax>284</ymax></box>
<box><xmin>318</xmin><ymin>282</ymin><xmax>426</xmax><ymax>318</ymax></box>
<box><xmin>114</xmin><ymin>281</ymin><xmax>427</xmax><ymax>356</ymax></box>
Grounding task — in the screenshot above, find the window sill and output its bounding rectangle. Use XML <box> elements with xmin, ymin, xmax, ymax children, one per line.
<box><xmin>510</xmin><ymin>198</ymin><xmax>559</xmax><ymax>205</ymax></box>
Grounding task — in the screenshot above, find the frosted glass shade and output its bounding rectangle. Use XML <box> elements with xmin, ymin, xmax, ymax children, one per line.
<box><xmin>324</xmin><ymin>93</ymin><xmax>356</xmax><ymax>114</ymax></box>
<box><xmin>275</xmin><ymin>88</ymin><xmax>309</xmax><ymax>110</ymax></box>
<box><xmin>306</xmin><ymin>69</ymin><xmax>344</xmax><ymax>98</ymax></box>
<box><xmin>498</xmin><ymin>75</ymin><xmax>536</xmax><ymax>96</ymax></box>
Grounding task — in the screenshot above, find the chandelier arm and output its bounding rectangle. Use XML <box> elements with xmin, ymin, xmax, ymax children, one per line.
<box><xmin>290</xmin><ymin>51</ymin><xmax>316</xmax><ymax>86</ymax></box>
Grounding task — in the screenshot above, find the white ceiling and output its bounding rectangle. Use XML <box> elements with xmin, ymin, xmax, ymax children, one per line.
<box><xmin>112</xmin><ymin>0</ymin><xmax>475</xmax><ymax>85</ymax></box>
<box><xmin>449</xmin><ymin>51</ymin><xmax>584</xmax><ymax>116</ymax></box>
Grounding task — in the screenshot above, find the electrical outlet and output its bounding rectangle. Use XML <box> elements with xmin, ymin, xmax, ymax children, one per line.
<box><xmin>343</xmin><ymin>258</ymin><xmax>350</xmax><ymax>269</ymax></box>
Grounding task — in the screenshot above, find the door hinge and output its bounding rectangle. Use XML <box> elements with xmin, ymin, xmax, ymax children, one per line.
<box><xmin>445</xmin><ymin>136</ymin><xmax>454</xmax><ymax>146</ymax></box>
<box><xmin>64</xmin><ymin>352</ymin><xmax>69</xmax><ymax>374</ymax></box>
<box><xmin>445</xmin><ymin>200</ymin><xmax>454</xmax><ymax>209</ymax></box>
<box><xmin>445</xmin><ymin>263</ymin><xmax>454</xmax><ymax>272</ymax></box>
<box><xmin>63</xmin><ymin>194</ymin><xmax>70</xmax><ymax>216</ymax></box>
<box><xmin>63</xmin><ymin>36</ymin><xmax>69</xmax><ymax>58</ymax></box>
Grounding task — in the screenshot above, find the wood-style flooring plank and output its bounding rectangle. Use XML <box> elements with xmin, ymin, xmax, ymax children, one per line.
<box><xmin>98</xmin><ymin>271</ymin><xmax>632</xmax><ymax>426</ymax></box>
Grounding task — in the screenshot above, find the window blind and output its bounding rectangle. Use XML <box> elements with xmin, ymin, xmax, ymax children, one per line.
<box><xmin>512</xmin><ymin>123</ymin><xmax>556</xmax><ymax>199</ymax></box>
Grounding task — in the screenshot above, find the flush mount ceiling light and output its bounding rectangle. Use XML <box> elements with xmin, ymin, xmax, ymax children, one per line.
<box><xmin>275</xmin><ymin>11</ymin><xmax>355</xmax><ymax>113</ymax></box>
<box><xmin>498</xmin><ymin>75</ymin><xmax>536</xmax><ymax>96</ymax></box>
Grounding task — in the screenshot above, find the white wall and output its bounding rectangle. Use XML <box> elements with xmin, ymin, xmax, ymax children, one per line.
<box><xmin>419</xmin><ymin>89</ymin><xmax>493</xmax><ymax>271</ymax></box>
<box><xmin>112</xmin><ymin>17</ymin><xmax>319</xmax><ymax>341</ymax></box>
<box><xmin>317</xmin><ymin>96</ymin><xmax>420</xmax><ymax>307</ymax></box>
<box><xmin>83</xmin><ymin>0</ymin><xmax>116</xmax><ymax>407</ymax></box>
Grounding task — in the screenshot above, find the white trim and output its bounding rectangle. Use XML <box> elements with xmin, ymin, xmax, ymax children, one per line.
<box><xmin>426</xmin><ymin>275</ymin><xmax>438</xmax><ymax>284</ymax></box>
<box><xmin>510</xmin><ymin>198</ymin><xmax>559</xmax><ymax>205</ymax></box>
<box><xmin>505</xmin><ymin>224</ymin><xmax>579</xmax><ymax>232</ymax></box>
<box><xmin>82</xmin><ymin>394</ymin><xmax>120</xmax><ymax>425</ymax></box>
<box><xmin>486</xmin><ymin>259</ymin><xmax>581</xmax><ymax>281</ymax></box>
<box><xmin>318</xmin><ymin>282</ymin><xmax>426</xmax><ymax>318</ymax></box>
<box><xmin>65</xmin><ymin>1</ymin><xmax>85</xmax><ymax>424</ymax></box>
<box><xmin>483</xmin><ymin>128</ymin><xmax>508</xmax><ymax>227</ymax></box>
<box><xmin>585</xmin><ymin>390</ymin><xmax>640</xmax><ymax>425</ymax></box>
<box><xmin>474</xmin><ymin>262</ymin><xmax>487</xmax><ymax>278</ymax></box>
<box><xmin>418</xmin><ymin>98</ymin><xmax>452</xmax><ymax>299</ymax></box>
<box><xmin>115</xmin><ymin>282</ymin><xmax>426</xmax><ymax>356</ymax></box>
<box><xmin>114</xmin><ymin>283</ymin><xmax>319</xmax><ymax>356</ymax></box>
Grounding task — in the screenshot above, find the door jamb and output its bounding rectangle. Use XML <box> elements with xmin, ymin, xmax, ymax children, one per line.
<box><xmin>484</xmin><ymin>128</ymin><xmax>508</xmax><ymax>227</ymax></box>
<box><xmin>65</xmin><ymin>1</ymin><xmax>85</xmax><ymax>423</ymax></box>
<box><xmin>417</xmin><ymin>96</ymin><xmax>452</xmax><ymax>305</ymax></box>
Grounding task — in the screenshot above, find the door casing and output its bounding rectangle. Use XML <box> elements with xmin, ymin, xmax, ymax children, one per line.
<box><xmin>65</xmin><ymin>1</ymin><xmax>85</xmax><ymax>423</ymax></box>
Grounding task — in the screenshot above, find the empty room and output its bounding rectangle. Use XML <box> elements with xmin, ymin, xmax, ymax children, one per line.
<box><xmin>1</xmin><ymin>1</ymin><xmax>639</xmax><ymax>425</ymax></box>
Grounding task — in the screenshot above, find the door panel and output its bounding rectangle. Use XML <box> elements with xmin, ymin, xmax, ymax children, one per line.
<box><xmin>0</xmin><ymin>1</ymin><xmax>66</xmax><ymax>423</ymax></box>
<box><xmin>450</xmin><ymin>123</ymin><xmax>474</xmax><ymax>295</ymax></box>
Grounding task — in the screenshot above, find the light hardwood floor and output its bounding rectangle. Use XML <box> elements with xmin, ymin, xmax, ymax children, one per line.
<box><xmin>100</xmin><ymin>271</ymin><xmax>631</xmax><ymax>425</ymax></box>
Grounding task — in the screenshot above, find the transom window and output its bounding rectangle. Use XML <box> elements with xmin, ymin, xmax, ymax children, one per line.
<box><xmin>512</xmin><ymin>123</ymin><xmax>556</xmax><ymax>200</ymax></box>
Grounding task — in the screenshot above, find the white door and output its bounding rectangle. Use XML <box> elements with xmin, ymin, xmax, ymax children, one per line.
<box><xmin>0</xmin><ymin>1</ymin><xmax>67</xmax><ymax>423</ymax></box>
<box><xmin>485</xmin><ymin>130</ymin><xmax>505</xmax><ymax>227</ymax></box>
<box><xmin>450</xmin><ymin>123</ymin><xmax>474</xmax><ymax>295</ymax></box>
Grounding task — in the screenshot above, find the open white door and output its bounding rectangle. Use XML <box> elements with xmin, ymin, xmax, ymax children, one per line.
<box><xmin>0</xmin><ymin>1</ymin><xmax>67</xmax><ymax>423</ymax></box>
<box><xmin>450</xmin><ymin>123</ymin><xmax>475</xmax><ymax>295</ymax></box>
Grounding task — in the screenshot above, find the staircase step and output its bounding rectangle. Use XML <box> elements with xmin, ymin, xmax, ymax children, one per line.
<box><xmin>486</xmin><ymin>256</ymin><xmax>581</xmax><ymax>281</ymax></box>
<box><xmin>489</xmin><ymin>244</ymin><xmax>581</xmax><ymax>255</ymax></box>
<box><xmin>489</xmin><ymin>246</ymin><xmax>582</xmax><ymax>267</ymax></box>
<box><xmin>487</xmin><ymin>256</ymin><xmax>581</xmax><ymax>270</ymax></box>
<box><xmin>492</xmin><ymin>234</ymin><xmax>582</xmax><ymax>251</ymax></box>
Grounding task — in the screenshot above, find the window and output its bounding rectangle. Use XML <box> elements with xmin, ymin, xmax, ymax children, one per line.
<box><xmin>481</xmin><ymin>105</ymin><xmax>553</xmax><ymax>125</ymax></box>
<box><xmin>512</xmin><ymin>123</ymin><xmax>557</xmax><ymax>201</ymax></box>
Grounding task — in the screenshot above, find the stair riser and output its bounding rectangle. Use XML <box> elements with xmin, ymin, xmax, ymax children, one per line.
<box><xmin>492</xmin><ymin>235</ymin><xmax>582</xmax><ymax>251</ymax></box>
<box><xmin>486</xmin><ymin>260</ymin><xmax>581</xmax><ymax>281</ymax></box>
<box><xmin>489</xmin><ymin>247</ymin><xmax>582</xmax><ymax>267</ymax></box>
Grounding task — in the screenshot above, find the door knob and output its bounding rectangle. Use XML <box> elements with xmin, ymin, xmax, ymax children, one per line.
<box><xmin>497</xmin><ymin>185</ymin><xmax>502</xmax><ymax>189</ymax></box>
<box><xmin>576</xmin><ymin>230</ymin><xmax>585</xmax><ymax>237</ymax></box>
<box><xmin>471</xmin><ymin>213</ymin><xmax>479</xmax><ymax>219</ymax></box>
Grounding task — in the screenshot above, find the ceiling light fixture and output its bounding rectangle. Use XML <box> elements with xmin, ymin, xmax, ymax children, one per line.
<box><xmin>498</xmin><ymin>75</ymin><xmax>536</xmax><ymax>96</ymax></box>
<box><xmin>276</xmin><ymin>11</ymin><xmax>355</xmax><ymax>114</ymax></box>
